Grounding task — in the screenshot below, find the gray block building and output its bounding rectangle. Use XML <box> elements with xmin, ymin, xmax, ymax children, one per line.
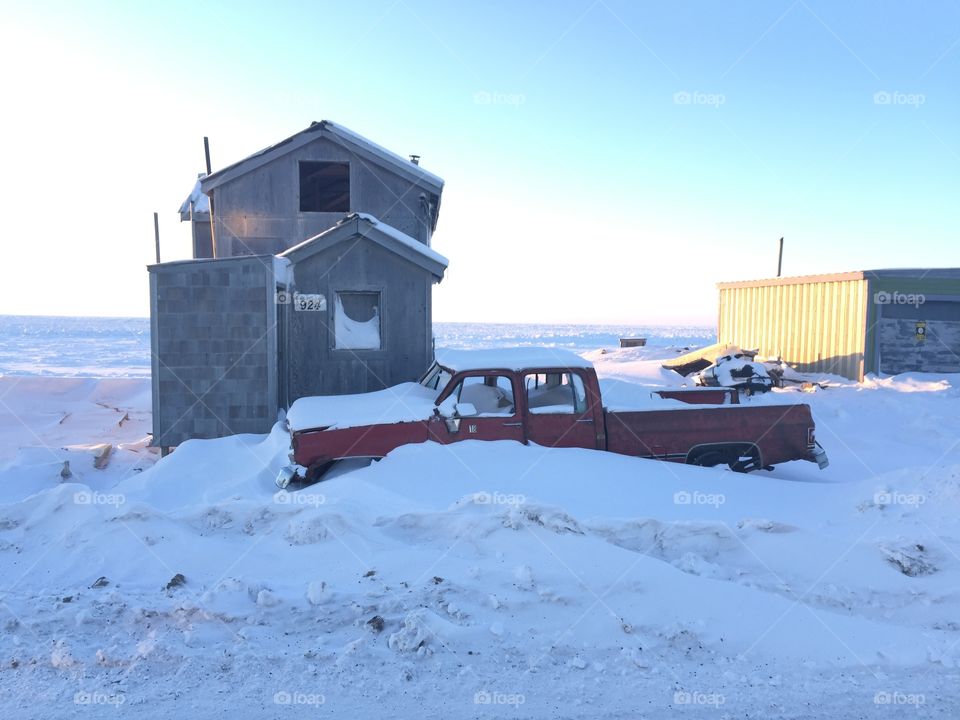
<box><xmin>151</xmin><ymin>121</ymin><xmax>447</xmax><ymax>448</ymax></box>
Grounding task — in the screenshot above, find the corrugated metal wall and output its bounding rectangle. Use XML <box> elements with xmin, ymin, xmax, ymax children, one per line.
<box><xmin>718</xmin><ymin>276</ymin><xmax>869</xmax><ymax>381</ymax></box>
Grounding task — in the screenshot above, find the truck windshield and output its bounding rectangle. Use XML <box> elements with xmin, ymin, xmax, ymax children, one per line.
<box><xmin>420</xmin><ymin>362</ymin><xmax>453</xmax><ymax>396</ymax></box>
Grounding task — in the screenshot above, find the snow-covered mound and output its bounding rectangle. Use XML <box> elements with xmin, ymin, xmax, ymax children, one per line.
<box><xmin>1</xmin><ymin>359</ymin><xmax>959</xmax><ymax>718</ymax></box>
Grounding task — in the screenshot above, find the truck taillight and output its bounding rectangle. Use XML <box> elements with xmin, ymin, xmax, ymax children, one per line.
<box><xmin>807</xmin><ymin>427</ymin><xmax>816</xmax><ymax>447</ymax></box>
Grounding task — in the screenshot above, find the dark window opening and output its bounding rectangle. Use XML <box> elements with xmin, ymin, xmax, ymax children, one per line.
<box><xmin>299</xmin><ymin>161</ymin><xmax>350</xmax><ymax>212</ymax></box>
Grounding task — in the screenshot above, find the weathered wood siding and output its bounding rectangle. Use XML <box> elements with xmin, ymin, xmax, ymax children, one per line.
<box><xmin>285</xmin><ymin>239</ymin><xmax>434</xmax><ymax>401</ymax></box>
<box><xmin>718</xmin><ymin>275</ymin><xmax>869</xmax><ymax>381</ymax></box>
<box><xmin>211</xmin><ymin>137</ymin><xmax>434</xmax><ymax>257</ymax></box>
<box><xmin>149</xmin><ymin>256</ymin><xmax>278</xmax><ymax>446</ymax></box>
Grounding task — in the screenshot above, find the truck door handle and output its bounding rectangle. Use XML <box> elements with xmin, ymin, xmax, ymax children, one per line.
<box><xmin>576</xmin><ymin>418</ymin><xmax>594</xmax><ymax>424</ymax></box>
<box><xmin>502</xmin><ymin>422</ymin><xmax>523</xmax><ymax>427</ymax></box>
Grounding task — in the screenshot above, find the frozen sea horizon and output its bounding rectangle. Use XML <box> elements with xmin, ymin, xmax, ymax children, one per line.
<box><xmin>0</xmin><ymin>315</ymin><xmax>715</xmax><ymax>378</ymax></box>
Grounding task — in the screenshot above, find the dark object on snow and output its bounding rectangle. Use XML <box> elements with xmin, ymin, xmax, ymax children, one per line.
<box><xmin>165</xmin><ymin>573</ymin><xmax>186</xmax><ymax>590</ymax></box>
<box><xmin>668</xmin><ymin>358</ymin><xmax>712</xmax><ymax>376</ymax></box>
<box><xmin>432</xmin><ymin>576</ymin><xmax>444</xmax><ymax>585</ymax></box>
<box><xmin>90</xmin><ymin>576</ymin><xmax>109</xmax><ymax>589</ymax></box>
<box><xmin>662</xmin><ymin>343</ymin><xmax>754</xmax><ymax>377</ymax></box>
<box><xmin>59</xmin><ymin>461</ymin><xmax>72</xmax><ymax>481</ymax></box>
<box><xmin>619</xmin><ymin>338</ymin><xmax>647</xmax><ymax>348</ymax></box>
<box><xmin>363</xmin><ymin>569</ymin><xmax>376</xmax><ymax>578</ymax></box>
<box><xmin>367</xmin><ymin>615</ymin><xmax>385</xmax><ymax>633</ymax></box>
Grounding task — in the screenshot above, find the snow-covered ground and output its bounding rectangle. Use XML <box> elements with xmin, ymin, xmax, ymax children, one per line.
<box><xmin>1</xmin><ymin>330</ymin><xmax>959</xmax><ymax>718</ymax></box>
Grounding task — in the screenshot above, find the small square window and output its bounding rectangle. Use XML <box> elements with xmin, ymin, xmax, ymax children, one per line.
<box><xmin>299</xmin><ymin>161</ymin><xmax>350</xmax><ymax>212</ymax></box>
<box><xmin>334</xmin><ymin>292</ymin><xmax>381</xmax><ymax>350</ymax></box>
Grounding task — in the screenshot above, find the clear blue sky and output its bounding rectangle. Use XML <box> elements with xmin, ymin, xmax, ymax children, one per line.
<box><xmin>0</xmin><ymin>1</ymin><xmax>956</xmax><ymax>323</ymax></box>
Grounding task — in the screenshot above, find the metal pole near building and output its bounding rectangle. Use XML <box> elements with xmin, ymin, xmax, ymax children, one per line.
<box><xmin>777</xmin><ymin>237</ymin><xmax>784</xmax><ymax>277</ymax></box>
<box><xmin>204</xmin><ymin>136</ymin><xmax>218</xmax><ymax>257</ymax></box>
<box><xmin>153</xmin><ymin>212</ymin><xmax>161</xmax><ymax>264</ymax></box>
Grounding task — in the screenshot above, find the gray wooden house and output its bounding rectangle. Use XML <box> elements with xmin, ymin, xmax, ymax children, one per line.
<box><xmin>197</xmin><ymin>120</ymin><xmax>442</xmax><ymax>257</ymax></box>
<box><xmin>151</xmin><ymin>121</ymin><xmax>447</xmax><ymax>448</ymax></box>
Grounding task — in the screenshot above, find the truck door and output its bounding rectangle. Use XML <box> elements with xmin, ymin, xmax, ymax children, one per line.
<box><xmin>523</xmin><ymin>370</ymin><xmax>599</xmax><ymax>449</ymax></box>
<box><xmin>437</xmin><ymin>373</ymin><xmax>525</xmax><ymax>444</ymax></box>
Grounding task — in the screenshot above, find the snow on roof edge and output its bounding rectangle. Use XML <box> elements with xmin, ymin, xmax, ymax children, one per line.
<box><xmin>279</xmin><ymin>214</ymin><xmax>447</xmax><ymax>273</ymax></box>
<box><xmin>178</xmin><ymin>177</ymin><xmax>210</xmax><ymax>217</ymax></box>
<box><xmin>352</xmin><ymin>213</ymin><xmax>448</xmax><ymax>268</ymax></box>
<box><xmin>325</xmin><ymin>121</ymin><xmax>444</xmax><ymax>188</ymax></box>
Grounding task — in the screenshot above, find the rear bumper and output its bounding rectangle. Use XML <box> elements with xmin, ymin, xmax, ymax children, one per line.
<box><xmin>809</xmin><ymin>443</ymin><xmax>829</xmax><ymax>469</ymax></box>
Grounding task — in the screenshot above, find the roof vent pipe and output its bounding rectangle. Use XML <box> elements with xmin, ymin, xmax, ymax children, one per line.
<box><xmin>409</xmin><ymin>154</ymin><xmax>420</xmax><ymax>165</ymax></box>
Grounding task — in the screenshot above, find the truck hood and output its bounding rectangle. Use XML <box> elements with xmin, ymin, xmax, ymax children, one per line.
<box><xmin>286</xmin><ymin>383</ymin><xmax>439</xmax><ymax>433</ymax></box>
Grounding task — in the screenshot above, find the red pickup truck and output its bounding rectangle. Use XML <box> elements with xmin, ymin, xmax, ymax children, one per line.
<box><xmin>276</xmin><ymin>348</ymin><xmax>829</xmax><ymax>488</ymax></box>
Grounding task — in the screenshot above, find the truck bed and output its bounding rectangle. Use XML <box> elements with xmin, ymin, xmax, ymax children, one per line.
<box><xmin>605</xmin><ymin>403</ymin><xmax>817</xmax><ymax>469</ymax></box>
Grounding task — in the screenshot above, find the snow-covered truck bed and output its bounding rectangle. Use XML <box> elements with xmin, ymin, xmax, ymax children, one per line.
<box><xmin>278</xmin><ymin>348</ymin><xmax>828</xmax><ymax>486</ymax></box>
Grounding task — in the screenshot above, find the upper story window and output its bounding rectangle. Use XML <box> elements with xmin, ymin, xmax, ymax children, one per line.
<box><xmin>299</xmin><ymin>161</ymin><xmax>350</xmax><ymax>212</ymax></box>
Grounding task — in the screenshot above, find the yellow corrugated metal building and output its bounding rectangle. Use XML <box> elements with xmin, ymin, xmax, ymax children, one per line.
<box><xmin>718</xmin><ymin>269</ymin><xmax>960</xmax><ymax>381</ymax></box>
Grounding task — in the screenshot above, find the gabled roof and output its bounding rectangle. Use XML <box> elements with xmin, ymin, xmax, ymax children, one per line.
<box><xmin>178</xmin><ymin>175</ymin><xmax>210</xmax><ymax>220</ymax></box>
<box><xmin>279</xmin><ymin>213</ymin><xmax>448</xmax><ymax>280</ymax></box>
<box><xmin>199</xmin><ymin>120</ymin><xmax>444</xmax><ymax>195</ymax></box>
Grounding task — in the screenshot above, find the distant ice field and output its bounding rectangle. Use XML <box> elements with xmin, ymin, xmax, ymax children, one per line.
<box><xmin>0</xmin><ymin>315</ymin><xmax>715</xmax><ymax>378</ymax></box>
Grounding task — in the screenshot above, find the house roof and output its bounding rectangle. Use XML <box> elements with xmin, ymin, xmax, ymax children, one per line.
<box><xmin>279</xmin><ymin>213</ymin><xmax>448</xmax><ymax>280</ymax></box>
<box><xmin>178</xmin><ymin>175</ymin><xmax>210</xmax><ymax>220</ymax></box>
<box><xmin>199</xmin><ymin>120</ymin><xmax>444</xmax><ymax>195</ymax></box>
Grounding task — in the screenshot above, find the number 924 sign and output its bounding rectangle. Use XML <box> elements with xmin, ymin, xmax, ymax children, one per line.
<box><xmin>294</xmin><ymin>293</ymin><xmax>327</xmax><ymax>311</ymax></box>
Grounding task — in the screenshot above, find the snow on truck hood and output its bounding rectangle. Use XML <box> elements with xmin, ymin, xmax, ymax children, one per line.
<box><xmin>286</xmin><ymin>382</ymin><xmax>439</xmax><ymax>432</ymax></box>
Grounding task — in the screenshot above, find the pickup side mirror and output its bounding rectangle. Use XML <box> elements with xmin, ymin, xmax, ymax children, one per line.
<box><xmin>436</xmin><ymin>401</ymin><xmax>477</xmax><ymax>433</ymax></box>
